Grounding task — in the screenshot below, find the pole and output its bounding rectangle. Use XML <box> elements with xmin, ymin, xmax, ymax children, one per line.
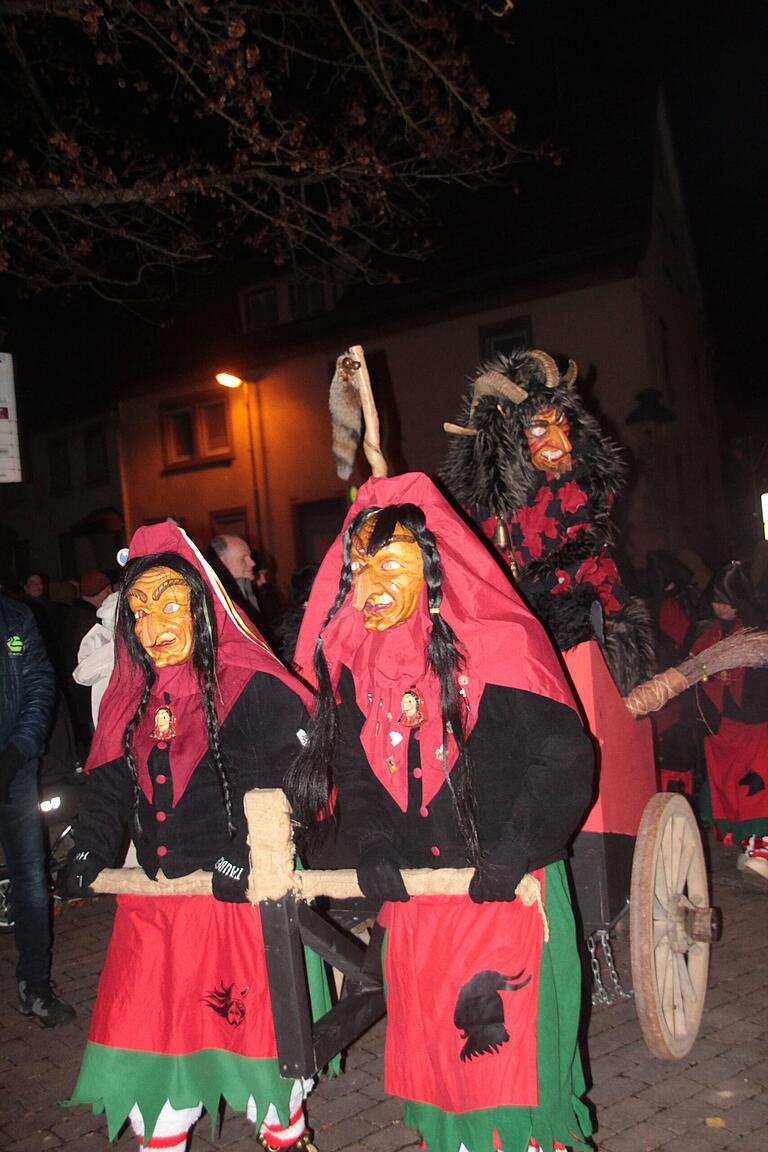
<box><xmin>252</xmin><ymin>376</ymin><xmax>273</xmax><ymax>555</ymax></box>
<box><xmin>243</xmin><ymin>382</ymin><xmax>264</xmax><ymax>548</ymax></box>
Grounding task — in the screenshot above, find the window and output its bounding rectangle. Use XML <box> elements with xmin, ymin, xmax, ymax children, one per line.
<box><xmin>290</xmin><ymin>277</ymin><xmax>328</xmax><ymax>321</ymax></box>
<box><xmin>478</xmin><ymin>315</ymin><xmax>532</xmax><ymax>361</ymax></box>
<box><xmin>48</xmin><ymin>436</ymin><xmax>72</xmax><ymax>494</ymax></box>
<box><xmin>210</xmin><ymin>506</ymin><xmax>249</xmax><ymax>542</ymax></box>
<box><xmin>239</xmin><ymin>269</ymin><xmax>340</xmax><ymax>334</ymax></box>
<box><xmin>160</xmin><ymin>392</ymin><xmax>232</xmax><ymax>472</ymax></box>
<box><xmin>84</xmin><ymin>424</ymin><xmax>109</xmax><ymax>484</ymax></box>
<box><xmin>294</xmin><ymin>496</ymin><xmax>347</xmax><ymax>566</ymax></box>
<box><xmin>241</xmin><ymin>285</ymin><xmax>279</xmax><ymax>333</ymax></box>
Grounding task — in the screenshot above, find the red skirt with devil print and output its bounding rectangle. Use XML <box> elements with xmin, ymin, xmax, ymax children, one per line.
<box><xmin>88</xmin><ymin>895</ymin><xmax>278</xmax><ymax>1058</ymax></box>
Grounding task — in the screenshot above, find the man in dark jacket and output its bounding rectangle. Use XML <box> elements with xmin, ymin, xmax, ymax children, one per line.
<box><xmin>0</xmin><ymin>593</ymin><xmax>75</xmax><ymax>1026</ymax></box>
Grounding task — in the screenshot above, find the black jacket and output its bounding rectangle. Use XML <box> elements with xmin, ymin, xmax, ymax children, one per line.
<box><xmin>0</xmin><ymin>594</ymin><xmax>55</xmax><ymax>762</ymax></box>
<box><xmin>72</xmin><ymin>670</ymin><xmax>308</xmax><ymax>878</ymax></box>
<box><xmin>333</xmin><ymin>664</ymin><xmax>594</xmax><ymax>873</ymax></box>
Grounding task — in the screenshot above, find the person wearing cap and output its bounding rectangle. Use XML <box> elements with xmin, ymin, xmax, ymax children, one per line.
<box><xmin>62</xmin><ymin>569</ymin><xmax>112</xmax><ymax>750</ymax></box>
<box><xmin>692</xmin><ymin>561</ymin><xmax>768</xmax><ymax>878</ymax></box>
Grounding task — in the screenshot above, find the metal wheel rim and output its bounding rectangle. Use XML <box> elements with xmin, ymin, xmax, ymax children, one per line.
<box><xmin>630</xmin><ymin>793</ymin><xmax>710</xmax><ymax>1059</ymax></box>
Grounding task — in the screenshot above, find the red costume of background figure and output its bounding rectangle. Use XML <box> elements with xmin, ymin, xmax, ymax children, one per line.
<box><xmin>645</xmin><ymin>550</ymin><xmax>702</xmax><ymax>795</ymax></box>
<box><xmin>693</xmin><ymin>562</ymin><xmax>768</xmax><ymax>880</ymax></box>
<box><xmin>288</xmin><ymin>472</ymin><xmax>595</xmax><ymax>1152</ymax></box>
<box><xmin>62</xmin><ymin>522</ymin><xmax>326</xmax><ymax>1152</ymax></box>
<box><xmin>441</xmin><ymin>349</ymin><xmax>655</xmax><ymax>695</ymax></box>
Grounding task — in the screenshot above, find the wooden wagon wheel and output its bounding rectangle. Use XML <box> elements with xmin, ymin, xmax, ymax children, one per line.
<box><xmin>630</xmin><ymin>793</ymin><xmax>720</xmax><ymax>1060</ymax></box>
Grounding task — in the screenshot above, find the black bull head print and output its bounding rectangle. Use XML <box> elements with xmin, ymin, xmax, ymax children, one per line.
<box><xmin>454</xmin><ymin>968</ymin><xmax>532</xmax><ymax>1061</ymax></box>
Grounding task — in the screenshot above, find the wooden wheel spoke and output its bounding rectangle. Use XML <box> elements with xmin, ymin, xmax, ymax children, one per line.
<box><xmin>671</xmin><ymin>956</ymin><xmax>687</xmax><ymax>1039</ymax></box>
<box><xmin>655</xmin><ymin>846</ymin><xmax>670</xmax><ymax>907</ymax></box>
<box><xmin>653</xmin><ymin>919</ymin><xmax>668</xmax><ymax>948</ymax></box>
<box><xmin>665</xmin><ymin>816</ymin><xmax>685</xmax><ymax>893</ymax></box>
<box><xmin>676</xmin><ymin>954</ymin><xmax>698</xmax><ymax>1004</ymax></box>
<box><xmin>676</xmin><ymin>842</ymin><xmax>696</xmax><ymax>895</ymax></box>
<box><xmin>660</xmin><ymin>942</ymin><xmax>675</xmax><ymax>1022</ymax></box>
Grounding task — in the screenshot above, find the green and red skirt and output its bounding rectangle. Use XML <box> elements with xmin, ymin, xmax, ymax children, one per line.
<box><xmin>380</xmin><ymin>863</ymin><xmax>592</xmax><ymax>1152</ymax></box>
<box><xmin>68</xmin><ymin>894</ymin><xmax>331</xmax><ymax>1141</ymax></box>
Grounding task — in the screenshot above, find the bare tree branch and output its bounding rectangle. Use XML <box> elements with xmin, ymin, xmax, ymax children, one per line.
<box><xmin>0</xmin><ymin>0</ymin><xmax>535</xmax><ymax>300</ymax></box>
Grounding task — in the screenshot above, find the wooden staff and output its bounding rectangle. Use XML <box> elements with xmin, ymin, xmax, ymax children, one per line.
<box><xmin>89</xmin><ymin>789</ymin><xmax>548</xmax><ymax>937</ymax></box>
<box><xmin>624</xmin><ymin>629</ymin><xmax>768</xmax><ymax>717</ymax></box>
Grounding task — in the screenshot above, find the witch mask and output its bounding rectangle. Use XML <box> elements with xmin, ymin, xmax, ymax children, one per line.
<box><xmin>126</xmin><ymin>565</ymin><xmax>194</xmax><ymax>667</ymax></box>
<box><xmin>350</xmin><ymin>517</ymin><xmax>425</xmax><ymax>631</ymax></box>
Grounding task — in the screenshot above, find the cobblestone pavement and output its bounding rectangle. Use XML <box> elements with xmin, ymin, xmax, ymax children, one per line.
<box><xmin>1</xmin><ymin>833</ymin><xmax>767</xmax><ymax>1152</ymax></box>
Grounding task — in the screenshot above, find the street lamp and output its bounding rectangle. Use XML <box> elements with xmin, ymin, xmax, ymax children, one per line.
<box><xmin>215</xmin><ymin>371</ymin><xmax>271</xmax><ymax>553</ymax></box>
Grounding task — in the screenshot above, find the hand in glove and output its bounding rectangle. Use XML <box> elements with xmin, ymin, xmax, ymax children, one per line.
<box><xmin>58</xmin><ymin>849</ymin><xmax>108</xmax><ymax>899</ymax></box>
<box><xmin>469</xmin><ymin>846</ymin><xmax>528</xmax><ymax>904</ymax></box>
<box><xmin>212</xmin><ymin>842</ymin><xmax>251</xmax><ymax>903</ymax></box>
<box><xmin>0</xmin><ymin>744</ymin><xmax>25</xmax><ymax>804</ymax></box>
<box><xmin>357</xmin><ymin>839</ymin><xmax>409</xmax><ymax>903</ymax></box>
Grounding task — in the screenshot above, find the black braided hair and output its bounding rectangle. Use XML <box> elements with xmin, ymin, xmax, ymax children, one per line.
<box><xmin>117</xmin><ymin>551</ymin><xmax>236</xmax><ymax>840</ymax></box>
<box><xmin>285</xmin><ymin>503</ymin><xmax>480</xmax><ymax>865</ymax></box>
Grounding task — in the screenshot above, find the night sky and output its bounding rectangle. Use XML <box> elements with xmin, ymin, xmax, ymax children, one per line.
<box><xmin>0</xmin><ymin>3</ymin><xmax>764</xmax><ymax>431</ymax></box>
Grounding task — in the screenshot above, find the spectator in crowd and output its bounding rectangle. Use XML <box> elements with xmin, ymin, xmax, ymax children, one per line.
<box><xmin>208</xmin><ymin>534</ymin><xmax>262</xmax><ymax>627</ymax></box>
<box><xmin>274</xmin><ymin>564</ymin><xmax>319</xmax><ymax>669</ymax></box>
<box><xmin>252</xmin><ymin>550</ymin><xmax>283</xmax><ymax>627</ymax></box>
<box><xmin>63</xmin><ymin>570</ymin><xmax>111</xmax><ymax>750</ymax></box>
<box><xmin>21</xmin><ymin>572</ymin><xmax>68</xmax><ymax>674</ymax></box>
<box><xmin>0</xmin><ymin>591</ymin><xmax>76</xmax><ymax>1026</ymax></box>
<box><xmin>72</xmin><ymin>589</ymin><xmax>120</xmax><ymax>730</ymax></box>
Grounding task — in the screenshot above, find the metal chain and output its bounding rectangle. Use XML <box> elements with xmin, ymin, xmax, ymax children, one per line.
<box><xmin>588</xmin><ymin>930</ymin><xmax>634</xmax><ymax>1005</ymax></box>
<box><xmin>597</xmin><ymin>929</ymin><xmax>633</xmax><ymax>1002</ymax></box>
<box><xmin>587</xmin><ymin>932</ymin><xmax>610</xmax><ymax>1005</ymax></box>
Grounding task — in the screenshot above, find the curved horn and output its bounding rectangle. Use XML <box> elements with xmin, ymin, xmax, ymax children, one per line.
<box><xmin>561</xmin><ymin>359</ymin><xmax>578</xmax><ymax>386</ymax></box>
<box><xmin>526</xmin><ymin>350</ymin><xmax>561</xmax><ymax>388</ymax></box>
<box><xmin>443</xmin><ymin>368</ymin><xmax>528</xmax><ymax>436</ymax></box>
<box><xmin>472</xmin><ymin>369</ymin><xmax>528</xmax><ymax>406</ymax></box>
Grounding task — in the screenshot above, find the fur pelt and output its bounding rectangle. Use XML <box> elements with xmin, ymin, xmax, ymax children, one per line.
<box><xmin>604</xmin><ymin>598</ymin><xmax>657</xmax><ymax>697</ymax></box>
<box><xmin>440</xmin><ymin>350</ymin><xmax>625</xmax><ymax>520</ymax></box>
<box><xmin>439</xmin><ymin>350</ymin><xmax>655</xmax><ymax>691</ymax></box>
<box><xmin>329</xmin><ymin>352</ymin><xmax>362</xmax><ymax>480</ymax></box>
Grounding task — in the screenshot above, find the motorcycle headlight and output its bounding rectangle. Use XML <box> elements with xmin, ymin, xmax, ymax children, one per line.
<box><xmin>40</xmin><ymin>795</ymin><xmax>62</xmax><ymax>813</ymax></box>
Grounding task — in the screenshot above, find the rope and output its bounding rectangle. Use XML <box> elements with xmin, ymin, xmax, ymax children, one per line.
<box><xmin>623</xmin><ymin>666</ymin><xmax>688</xmax><ymax>716</ymax></box>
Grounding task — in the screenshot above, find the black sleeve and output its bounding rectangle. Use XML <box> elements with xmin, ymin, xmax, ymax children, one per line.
<box><xmin>226</xmin><ymin>671</ymin><xmax>311</xmax><ymax>791</ymax></box>
<box><xmin>473</xmin><ymin>685</ymin><xmax>595</xmax><ymax>868</ymax></box>
<box><xmin>9</xmin><ymin>608</ymin><xmax>55</xmax><ymax>761</ymax></box>
<box><xmin>71</xmin><ymin>757</ymin><xmax>134</xmax><ymax>867</ymax></box>
<box><xmin>333</xmin><ymin>665</ymin><xmax>398</xmax><ymax>853</ymax></box>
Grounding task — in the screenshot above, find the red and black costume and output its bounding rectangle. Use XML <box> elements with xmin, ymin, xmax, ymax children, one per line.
<box><xmin>645</xmin><ymin>550</ymin><xmax>700</xmax><ymax>794</ymax></box>
<box><xmin>290</xmin><ymin>472</ymin><xmax>595</xmax><ymax>1152</ymax></box>
<box><xmin>441</xmin><ymin>350</ymin><xmax>654</xmax><ymax>695</ymax></box>
<box><xmin>65</xmin><ymin>522</ymin><xmax>325</xmax><ymax>1152</ymax></box>
<box><xmin>693</xmin><ymin>563</ymin><xmax>768</xmax><ymax>875</ymax></box>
